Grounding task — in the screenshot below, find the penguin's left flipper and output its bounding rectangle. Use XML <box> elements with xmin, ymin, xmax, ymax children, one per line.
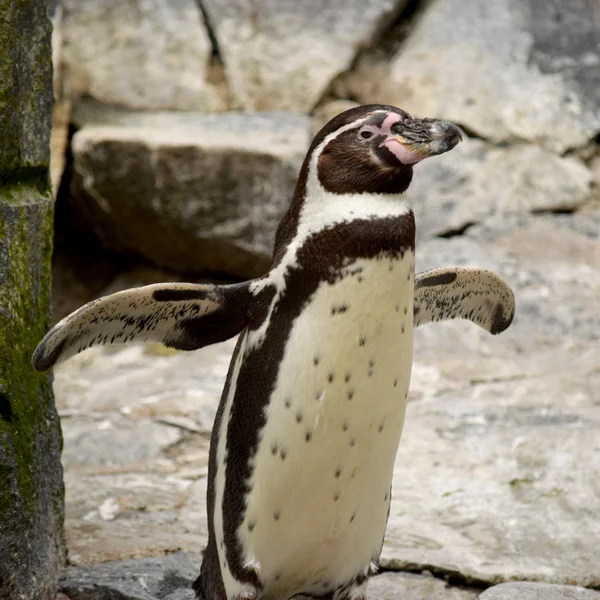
<box><xmin>32</xmin><ymin>282</ymin><xmax>253</xmax><ymax>372</ymax></box>
<box><xmin>414</xmin><ymin>267</ymin><xmax>515</xmax><ymax>335</ymax></box>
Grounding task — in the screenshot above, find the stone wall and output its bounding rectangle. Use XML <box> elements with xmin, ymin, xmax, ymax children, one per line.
<box><xmin>0</xmin><ymin>0</ymin><xmax>66</xmax><ymax>598</ymax></box>
<box><xmin>44</xmin><ymin>2</ymin><xmax>600</xmax><ymax>599</ymax></box>
<box><xmin>51</xmin><ymin>0</ymin><xmax>599</xmax><ymax>285</ymax></box>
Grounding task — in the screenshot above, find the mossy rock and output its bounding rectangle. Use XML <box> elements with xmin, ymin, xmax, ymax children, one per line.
<box><xmin>0</xmin><ymin>0</ymin><xmax>66</xmax><ymax>598</ymax></box>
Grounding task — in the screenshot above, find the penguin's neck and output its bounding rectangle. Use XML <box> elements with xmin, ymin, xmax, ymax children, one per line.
<box><xmin>298</xmin><ymin>188</ymin><xmax>412</xmax><ymax>237</ymax></box>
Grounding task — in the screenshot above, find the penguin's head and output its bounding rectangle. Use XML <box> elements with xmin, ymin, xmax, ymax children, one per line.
<box><xmin>273</xmin><ymin>104</ymin><xmax>462</xmax><ymax>257</ymax></box>
<box><xmin>308</xmin><ymin>104</ymin><xmax>462</xmax><ymax>196</ymax></box>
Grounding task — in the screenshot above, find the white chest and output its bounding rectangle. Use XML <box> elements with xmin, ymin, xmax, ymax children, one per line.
<box><xmin>238</xmin><ymin>253</ymin><xmax>414</xmax><ymax>598</ymax></box>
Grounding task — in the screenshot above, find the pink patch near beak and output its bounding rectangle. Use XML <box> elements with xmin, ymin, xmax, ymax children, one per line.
<box><xmin>382</xmin><ymin>138</ymin><xmax>428</xmax><ymax>165</ymax></box>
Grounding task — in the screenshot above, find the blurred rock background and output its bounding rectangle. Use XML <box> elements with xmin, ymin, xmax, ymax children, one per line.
<box><xmin>48</xmin><ymin>1</ymin><xmax>599</xmax><ymax>599</ymax></box>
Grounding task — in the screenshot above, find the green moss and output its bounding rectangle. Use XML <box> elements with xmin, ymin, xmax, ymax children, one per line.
<box><xmin>509</xmin><ymin>476</ymin><xmax>535</xmax><ymax>488</ymax></box>
<box><xmin>0</xmin><ymin>181</ymin><xmax>55</xmax><ymax>514</ymax></box>
<box><xmin>0</xmin><ymin>0</ymin><xmax>53</xmax><ymax>175</ymax></box>
<box><xmin>0</xmin><ymin>167</ymin><xmax>50</xmax><ymax>196</ymax></box>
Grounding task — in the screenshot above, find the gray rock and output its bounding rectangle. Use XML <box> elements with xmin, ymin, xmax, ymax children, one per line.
<box><xmin>0</xmin><ymin>1</ymin><xmax>52</xmax><ymax>170</ymax></box>
<box><xmin>53</xmin><ymin>339</ymin><xmax>231</xmax><ymax>430</ymax></box>
<box><xmin>481</xmin><ymin>215</ymin><xmax>600</xmax><ymax>341</ymax></box>
<box><xmin>478</xmin><ymin>582</ymin><xmax>600</xmax><ymax>599</ymax></box>
<box><xmin>416</xmin><ymin>213</ymin><xmax>600</xmax><ymax>346</ymax></box>
<box><xmin>163</xmin><ymin>591</ymin><xmax>196</xmax><ymax>600</ymax></box>
<box><xmin>410</xmin><ymin>137</ymin><xmax>592</xmax><ymax>239</ymax></box>
<box><xmin>383</xmin><ymin>331</ymin><xmax>600</xmax><ymax>586</ymax></box>
<box><xmin>61</xmin><ymin>417</ymin><xmax>182</xmax><ymax>467</ymax></box>
<box><xmin>60</xmin><ymin>0</ymin><xmax>226</xmax><ymax>111</ymax></box>
<box><xmin>60</xmin><ymin>553</ymin><xmax>479</xmax><ymax>600</ymax></box>
<box><xmin>0</xmin><ymin>1</ymin><xmax>66</xmax><ymax>598</ymax></box>
<box><xmin>352</xmin><ymin>0</ymin><xmax>600</xmax><ymax>152</ymax></box>
<box><xmin>51</xmin><ymin>212</ymin><xmax>600</xmax><ymax>586</ymax></box>
<box><xmin>368</xmin><ymin>571</ymin><xmax>478</xmax><ymax>599</ymax></box>
<box><xmin>164</xmin><ymin>591</ymin><xmax>197</xmax><ymax>600</ymax></box>
<box><xmin>59</xmin><ymin>552</ymin><xmax>200</xmax><ymax>600</ymax></box>
<box><xmin>203</xmin><ymin>0</ymin><xmax>408</xmax><ymax>112</ymax></box>
<box><xmin>381</xmin><ymin>216</ymin><xmax>600</xmax><ymax>587</ymax></box>
<box><xmin>69</xmin><ymin>104</ymin><xmax>310</xmax><ymax>277</ymax></box>
<box><xmin>54</xmin><ymin>340</ymin><xmax>227</xmax><ymax>564</ymax></box>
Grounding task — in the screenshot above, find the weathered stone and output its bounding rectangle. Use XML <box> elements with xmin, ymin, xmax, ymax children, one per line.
<box><xmin>203</xmin><ymin>0</ymin><xmax>408</xmax><ymax>112</ymax></box>
<box><xmin>164</xmin><ymin>591</ymin><xmax>196</xmax><ymax>600</ymax></box>
<box><xmin>59</xmin><ymin>555</ymin><xmax>480</xmax><ymax>600</ymax></box>
<box><xmin>0</xmin><ymin>1</ymin><xmax>66</xmax><ymax>598</ymax></box>
<box><xmin>65</xmin><ymin>469</ymin><xmax>207</xmax><ymax>565</ymax></box>
<box><xmin>69</xmin><ymin>103</ymin><xmax>310</xmax><ymax>277</ymax></box>
<box><xmin>383</xmin><ymin>346</ymin><xmax>600</xmax><ymax>586</ymax></box>
<box><xmin>59</xmin><ymin>0</ymin><xmax>226</xmax><ymax>111</ymax></box>
<box><xmin>381</xmin><ymin>214</ymin><xmax>600</xmax><ymax>586</ymax></box>
<box><xmin>0</xmin><ymin>1</ymin><xmax>52</xmax><ymax>174</ymax></box>
<box><xmin>51</xmin><ymin>216</ymin><xmax>600</xmax><ymax>584</ymax></box>
<box><xmin>61</xmin><ymin>417</ymin><xmax>182</xmax><ymax>467</ymax></box>
<box><xmin>53</xmin><ymin>336</ymin><xmax>229</xmax><ymax>565</ymax></box>
<box><xmin>478</xmin><ymin>582</ymin><xmax>600</xmax><ymax>600</ymax></box>
<box><xmin>467</xmin><ymin>214</ymin><xmax>600</xmax><ymax>341</ymax></box>
<box><xmin>368</xmin><ymin>571</ymin><xmax>479</xmax><ymax>599</ymax></box>
<box><xmin>409</xmin><ymin>137</ymin><xmax>592</xmax><ymax>239</ymax></box>
<box><xmin>59</xmin><ymin>552</ymin><xmax>200</xmax><ymax>600</ymax></box>
<box><xmin>351</xmin><ymin>0</ymin><xmax>600</xmax><ymax>152</ymax></box>
<box><xmin>53</xmin><ymin>338</ymin><xmax>232</xmax><ymax>425</ymax></box>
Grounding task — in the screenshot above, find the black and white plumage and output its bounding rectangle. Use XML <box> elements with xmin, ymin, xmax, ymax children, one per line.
<box><xmin>33</xmin><ymin>105</ymin><xmax>514</xmax><ymax>600</ymax></box>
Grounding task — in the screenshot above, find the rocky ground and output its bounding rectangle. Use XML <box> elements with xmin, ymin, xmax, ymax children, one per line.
<box><xmin>47</xmin><ymin>0</ymin><xmax>600</xmax><ymax>598</ymax></box>
<box><xmin>52</xmin><ymin>210</ymin><xmax>600</xmax><ymax>599</ymax></box>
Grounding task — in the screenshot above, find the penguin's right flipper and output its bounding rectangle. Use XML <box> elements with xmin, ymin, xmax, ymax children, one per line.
<box><xmin>414</xmin><ymin>267</ymin><xmax>515</xmax><ymax>335</ymax></box>
<box><xmin>32</xmin><ymin>282</ymin><xmax>253</xmax><ymax>372</ymax></box>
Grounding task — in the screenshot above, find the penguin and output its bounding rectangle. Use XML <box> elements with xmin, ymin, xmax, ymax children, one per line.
<box><xmin>33</xmin><ymin>105</ymin><xmax>515</xmax><ymax>600</ymax></box>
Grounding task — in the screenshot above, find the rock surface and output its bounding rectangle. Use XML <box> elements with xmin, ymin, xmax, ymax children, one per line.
<box><xmin>65</xmin><ymin>104</ymin><xmax>596</xmax><ymax>278</ymax></box>
<box><xmin>59</xmin><ymin>0</ymin><xmax>226</xmax><ymax>111</ymax></box>
<box><xmin>59</xmin><ymin>553</ymin><xmax>480</xmax><ymax>600</ymax></box>
<box><xmin>57</xmin><ymin>557</ymin><xmax>600</xmax><ymax>599</ymax></box>
<box><xmin>59</xmin><ymin>552</ymin><xmax>199</xmax><ymax>600</ymax></box>
<box><xmin>203</xmin><ymin>0</ymin><xmax>408</xmax><ymax>112</ymax></box>
<box><xmin>69</xmin><ymin>103</ymin><xmax>310</xmax><ymax>277</ymax></box>
<box><xmin>53</xmin><ymin>212</ymin><xmax>600</xmax><ymax>586</ymax></box>
<box><xmin>410</xmin><ymin>138</ymin><xmax>592</xmax><ymax>239</ymax></box>
<box><xmin>381</xmin><ymin>215</ymin><xmax>600</xmax><ymax>587</ymax></box>
<box><xmin>0</xmin><ymin>1</ymin><xmax>66</xmax><ymax>598</ymax></box>
<box><xmin>45</xmin><ymin>0</ymin><xmax>600</xmax><ymax>594</ymax></box>
<box><xmin>368</xmin><ymin>571</ymin><xmax>479</xmax><ymax>599</ymax></box>
<box><xmin>350</xmin><ymin>0</ymin><xmax>600</xmax><ymax>152</ymax></box>
<box><xmin>478</xmin><ymin>582</ymin><xmax>600</xmax><ymax>600</ymax></box>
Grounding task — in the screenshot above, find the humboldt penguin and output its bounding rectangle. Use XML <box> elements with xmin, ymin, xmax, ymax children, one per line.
<box><xmin>33</xmin><ymin>105</ymin><xmax>515</xmax><ymax>600</ymax></box>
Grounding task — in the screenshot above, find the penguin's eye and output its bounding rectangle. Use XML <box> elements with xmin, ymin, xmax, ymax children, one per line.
<box><xmin>359</xmin><ymin>130</ymin><xmax>374</xmax><ymax>140</ymax></box>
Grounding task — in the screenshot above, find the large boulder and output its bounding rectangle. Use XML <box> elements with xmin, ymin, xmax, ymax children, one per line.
<box><xmin>381</xmin><ymin>215</ymin><xmax>600</xmax><ymax>587</ymax></box>
<box><xmin>0</xmin><ymin>0</ymin><xmax>66</xmax><ymax>598</ymax></box>
<box><xmin>59</xmin><ymin>0</ymin><xmax>226</xmax><ymax>111</ymax></box>
<box><xmin>348</xmin><ymin>0</ymin><xmax>600</xmax><ymax>152</ymax></box>
<box><xmin>69</xmin><ymin>103</ymin><xmax>310</xmax><ymax>278</ymax></box>
<box><xmin>409</xmin><ymin>137</ymin><xmax>592</xmax><ymax>239</ymax></box>
<box><xmin>203</xmin><ymin>0</ymin><xmax>408</xmax><ymax>112</ymax></box>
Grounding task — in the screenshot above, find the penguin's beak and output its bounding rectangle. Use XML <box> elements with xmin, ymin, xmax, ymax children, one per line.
<box><xmin>381</xmin><ymin>118</ymin><xmax>463</xmax><ymax>165</ymax></box>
